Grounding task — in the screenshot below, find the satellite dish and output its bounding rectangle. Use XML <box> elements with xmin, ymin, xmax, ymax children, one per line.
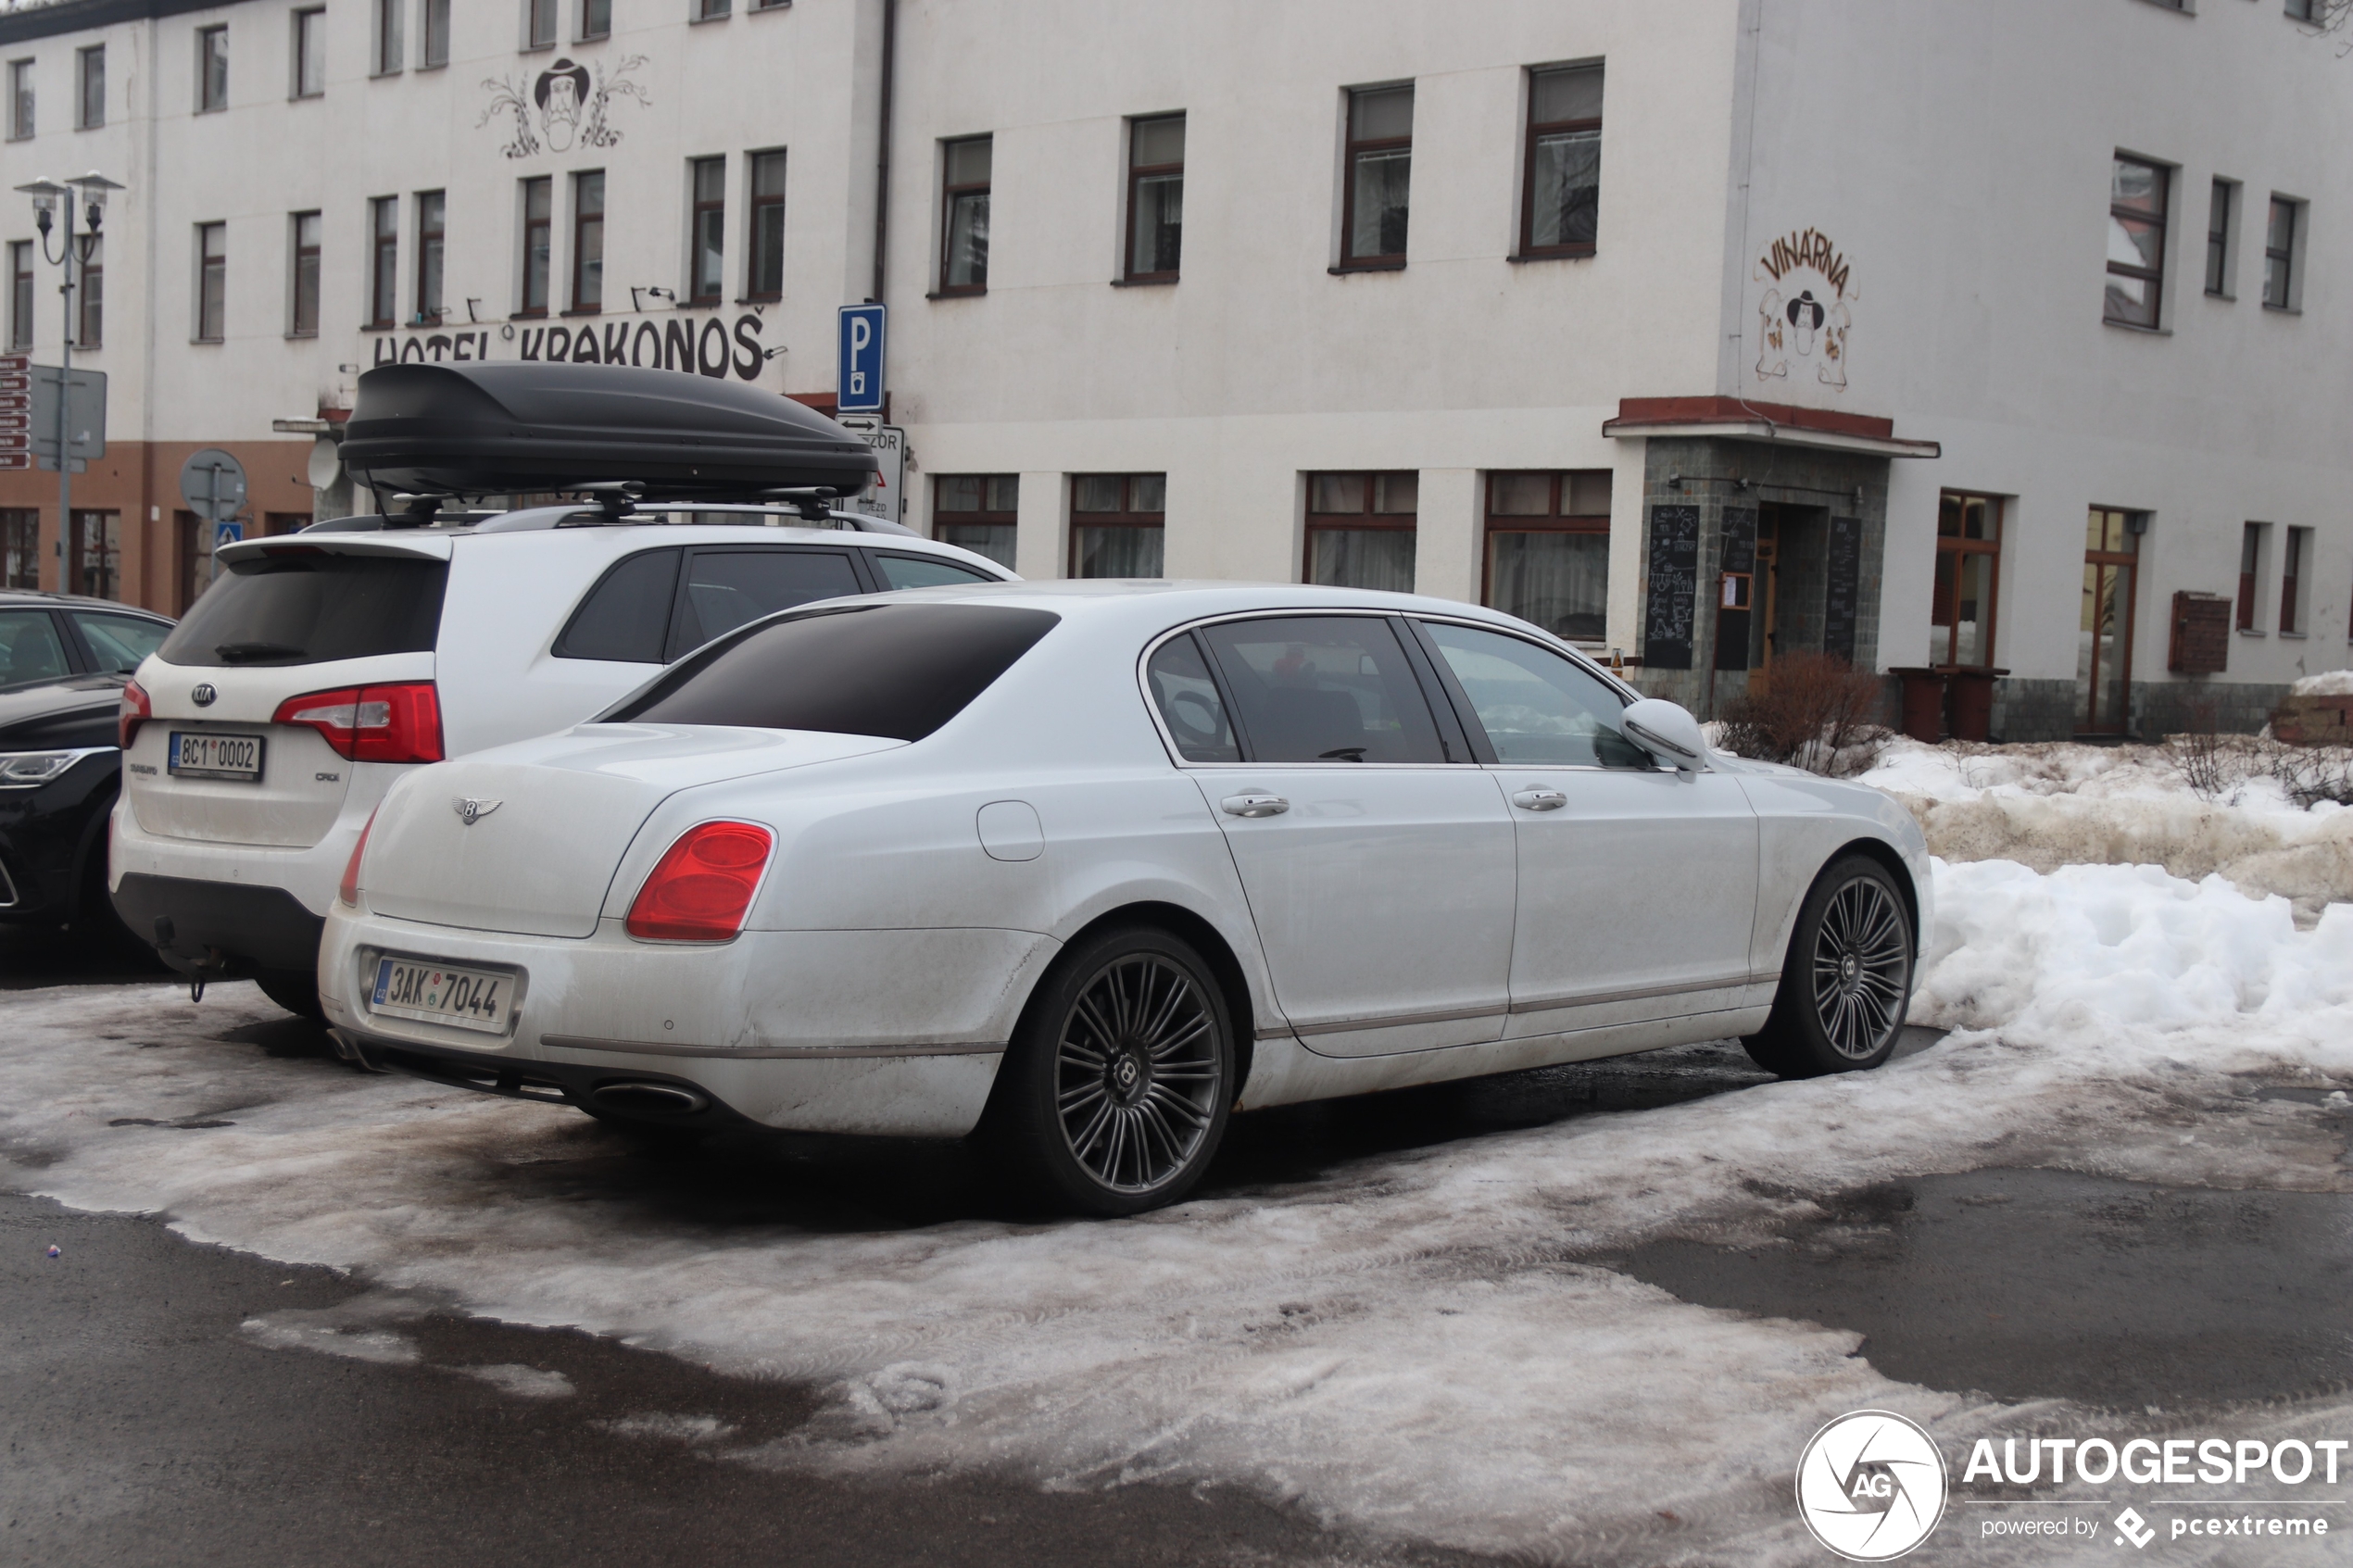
<box><xmin>178</xmin><ymin>448</ymin><xmax>247</xmax><ymax>522</ymax></box>
<box><xmin>306</xmin><ymin>435</ymin><xmax>342</xmax><ymax>490</ymax></box>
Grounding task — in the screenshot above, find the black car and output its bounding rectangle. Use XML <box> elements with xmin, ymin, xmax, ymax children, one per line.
<box><xmin>0</xmin><ymin>593</ymin><xmax>175</xmax><ymax>934</ymax></box>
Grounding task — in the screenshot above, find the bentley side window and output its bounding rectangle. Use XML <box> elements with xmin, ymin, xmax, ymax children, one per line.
<box><xmin>1199</xmin><ymin>615</ymin><xmax>1445</xmax><ymax>764</ymax></box>
<box><xmin>1419</xmin><ymin>620</ymin><xmax>1650</xmax><ymax>769</ymax></box>
<box><xmin>1145</xmin><ymin>632</ymin><xmax>1239</xmax><ymax>763</ymax></box>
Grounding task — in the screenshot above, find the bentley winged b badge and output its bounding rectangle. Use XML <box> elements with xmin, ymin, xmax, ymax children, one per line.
<box><xmin>452</xmin><ymin>797</ymin><xmax>503</xmax><ymax>826</ymax></box>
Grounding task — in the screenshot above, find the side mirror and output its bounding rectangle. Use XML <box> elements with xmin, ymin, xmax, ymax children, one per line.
<box><xmin>1620</xmin><ymin>697</ymin><xmax>1709</xmax><ymax>770</ymax></box>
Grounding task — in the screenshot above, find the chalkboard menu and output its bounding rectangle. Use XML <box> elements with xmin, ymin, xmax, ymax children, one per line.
<box><xmin>1823</xmin><ymin>514</ymin><xmax>1861</xmax><ymax>663</ymax></box>
<box><xmin>1642</xmin><ymin>504</ymin><xmax>1701</xmax><ymax>670</ymax></box>
<box><xmin>1718</xmin><ymin>507</ymin><xmax>1757</xmax><ymax>575</ymax></box>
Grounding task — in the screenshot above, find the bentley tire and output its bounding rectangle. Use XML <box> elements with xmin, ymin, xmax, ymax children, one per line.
<box><xmin>1743</xmin><ymin>855</ymin><xmax>1915</xmax><ymax>1079</ymax></box>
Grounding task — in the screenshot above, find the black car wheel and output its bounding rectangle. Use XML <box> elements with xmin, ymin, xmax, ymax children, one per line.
<box><xmin>1743</xmin><ymin>855</ymin><xmax>1914</xmax><ymax>1079</ymax></box>
<box><xmin>983</xmin><ymin>924</ymin><xmax>1233</xmax><ymax>1216</ymax></box>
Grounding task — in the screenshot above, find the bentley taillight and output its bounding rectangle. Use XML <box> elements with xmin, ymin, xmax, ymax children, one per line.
<box><xmin>625</xmin><ymin>822</ymin><xmax>774</xmax><ymax>942</ymax></box>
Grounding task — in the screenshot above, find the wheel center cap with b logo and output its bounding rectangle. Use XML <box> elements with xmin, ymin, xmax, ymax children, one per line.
<box><xmin>1111</xmin><ymin>1051</ymin><xmax>1143</xmax><ymax>1100</ymax></box>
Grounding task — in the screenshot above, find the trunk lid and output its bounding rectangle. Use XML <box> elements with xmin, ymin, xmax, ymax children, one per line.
<box><xmin>361</xmin><ymin>724</ymin><xmax>903</xmax><ymax>937</ymax></box>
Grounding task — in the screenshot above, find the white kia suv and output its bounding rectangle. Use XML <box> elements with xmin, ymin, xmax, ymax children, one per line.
<box><xmin>113</xmin><ymin>505</ymin><xmax>1012</xmax><ymax>1015</ymax></box>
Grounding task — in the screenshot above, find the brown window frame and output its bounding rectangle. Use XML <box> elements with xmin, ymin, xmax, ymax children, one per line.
<box><xmin>2204</xmin><ymin>178</ymin><xmax>2233</xmax><ymax>296</ymax></box>
<box><xmin>196</xmin><ymin>25</ymin><xmax>229</xmax><ymax>114</ymax></box>
<box><xmin>518</xmin><ymin>176</ymin><xmax>551</xmax><ymax>318</ymax></box>
<box><xmin>1931</xmin><ymin>491</ymin><xmax>2004</xmax><ymax>670</ymax></box>
<box><xmin>9</xmin><ymin>240</ymin><xmax>31</xmax><ymax>351</ymax></box>
<box><xmin>8</xmin><ymin>58</ymin><xmax>32</xmax><ymax>141</ymax></box>
<box><xmin>746</xmin><ymin>149</ymin><xmax>786</xmax><ymax>301</ymax></box>
<box><xmin>1304</xmin><ymin>471</ymin><xmax>1417</xmax><ymax>588</ymax></box>
<box><xmin>2104</xmin><ymin>154</ymin><xmax>2168</xmax><ymax>330</ymax></box>
<box><xmin>74</xmin><ymin>235</ymin><xmax>100</xmax><ymax>347</ymax></box>
<box><xmin>414</xmin><ymin>190</ymin><xmax>446</xmax><ymax>326</ymax></box>
<box><xmin>1517</xmin><ymin>64</ymin><xmax>1603</xmax><ymax>260</ymax></box>
<box><xmin>1480</xmin><ymin>470</ymin><xmax>1612</xmax><ymax>643</ymax></box>
<box><xmin>687</xmin><ymin>156</ymin><xmax>725</xmax><ymax>306</ymax></box>
<box><xmin>932</xmin><ymin>474</ymin><xmax>1019</xmax><ymax>571</ymax></box>
<box><xmin>76</xmin><ymin>44</ymin><xmax>103</xmax><ymax>130</ymax></box>
<box><xmin>0</xmin><ymin>508</ymin><xmax>37</xmax><ymax>590</ymax></box>
<box><xmin>2238</xmin><ymin>521</ymin><xmax>2265</xmax><ymax>631</ymax></box>
<box><xmin>696</xmin><ymin>0</ymin><xmax>733</xmax><ymax>18</ymax></box>
<box><xmin>1338</xmin><ymin>85</ymin><xmax>1413</xmax><ymax>270</ymax></box>
<box><xmin>579</xmin><ymin>0</ymin><xmax>612</xmax><ymax>42</ymax></box>
<box><xmin>195</xmin><ymin>221</ymin><xmax>227</xmax><ymax>343</ymax></box>
<box><xmin>367</xmin><ymin>194</ymin><xmax>397</xmax><ymax>329</ymax></box>
<box><xmin>1123</xmin><ymin>113</ymin><xmax>1184</xmax><ymax>283</ymax></box>
<box><xmin>569</xmin><ymin>169</ymin><xmax>605</xmax><ymax>314</ymax></box>
<box><xmin>371</xmin><ymin>0</ymin><xmax>401</xmax><ymax>75</ymax></box>
<box><xmin>2263</xmin><ymin>195</ymin><xmax>2297</xmax><ymax>310</ymax></box>
<box><xmin>526</xmin><ymin>0</ymin><xmax>559</xmax><ymax>50</ymax></box>
<box><xmin>2281</xmin><ymin>525</ymin><xmax>2308</xmax><ymax>633</ymax></box>
<box><xmin>289</xmin><ymin>210</ymin><xmax>321</xmax><ymax>336</ymax></box>
<box><xmin>2081</xmin><ymin>508</ymin><xmax>2142</xmax><ymax>735</ymax></box>
<box><xmin>69</xmin><ymin>508</ymin><xmax>120</xmax><ymax>601</ymax></box>
<box><xmin>938</xmin><ymin>135</ymin><xmax>991</xmax><ymax>296</ymax></box>
<box><xmin>1068</xmin><ymin>473</ymin><xmax>1166</xmax><ymax>579</ymax></box>
<box><xmin>420</xmin><ymin>0</ymin><xmax>450</xmax><ymax>67</ymax></box>
<box><xmin>292</xmin><ymin>8</ymin><xmax>326</xmax><ymax>98</ymax></box>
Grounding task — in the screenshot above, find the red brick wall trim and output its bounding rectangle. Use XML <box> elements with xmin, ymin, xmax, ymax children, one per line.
<box><xmin>1610</xmin><ymin>396</ymin><xmax>1896</xmax><ymax>441</ymax></box>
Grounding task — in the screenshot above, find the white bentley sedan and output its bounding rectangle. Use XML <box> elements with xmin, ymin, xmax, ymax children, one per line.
<box><xmin>319</xmin><ymin>583</ymin><xmax>1930</xmax><ymax>1214</ymax></box>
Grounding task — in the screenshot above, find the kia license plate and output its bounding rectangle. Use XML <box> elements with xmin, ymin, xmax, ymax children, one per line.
<box><xmin>370</xmin><ymin>957</ymin><xmax>512</xmax><ymax>1034</ymax></box>
<box><xmin>168</xmin><ymin>731</ymin><xmax>264</xmax><ymax>781</ymax></box>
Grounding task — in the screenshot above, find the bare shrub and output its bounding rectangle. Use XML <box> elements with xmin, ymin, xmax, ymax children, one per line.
<box><xmin>1718</xmin><ymin>652</ymin><xmax>1890</xmax><ymax>777</ymax></box>
<box><xmin>2168</xmin><ymin>701</ymin><xmax>2229</xmax><ymax>802</ymax></box>
<box><xmin>2271</xmin><ymin>744</ymin><xmax>2353</xmax><ymax>809</ymax></box>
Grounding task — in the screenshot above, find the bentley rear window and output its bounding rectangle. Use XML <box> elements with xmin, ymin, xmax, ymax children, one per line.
<box><xmin>602</xmin><ymin>602</ymin><xmax>1058</xmax><ymax>742</ymax></box>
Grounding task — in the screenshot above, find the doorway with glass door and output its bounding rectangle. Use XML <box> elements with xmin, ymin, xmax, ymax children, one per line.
<box><xmin>2078</xmin><ymin>507</ymin><xmax>2141</xmax><ymax>735</ymax></box>
<box><xmin>1714</xmin><ymin>502</ymin><xmax>1823</xmax><ymax>697</ymax></box>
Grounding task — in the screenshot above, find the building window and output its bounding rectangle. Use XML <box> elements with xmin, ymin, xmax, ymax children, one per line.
<box><xmin>75</xmin><ymin>45</ymin><xmax>102</xmax><ymax>129</ymax></box>
<box><xmin>293</xmin><ymin>9</ymin><xmax>326</xmax><ymax>98</ymax></box>
<box><xmin>1071</xmin><ymin>474</ymin><xmax>1164</xmax><ymax>578</ymax></box>
<box><xmin>9</xmin><ymin>241</ymin><xmax>31</xmax><ymax>350</ymax></box>
<box><xmin>2263</xmin><ymin>195</ymin><xmax>2300</xmax><ymax>309</ymax></box>
<box><xmin>422</xmin><ymin>0</ymin><xmax>451</xmax><ymax>68</ymax></box>
<box><xmin>366</xmin><ymin>196</ymin><xmax>398</xmax><ymax>328</ymax></box>
<box><xmin>2287</xmin><ymin>0</ymin><xmax>2321</xmax><ymax>19</ymax></box>
<box><xmin>2204</xmin><ymin>178</ymin><xmax>2233</xmax><ymax>296</ymax></box>
<box><xmin>415</xmin><ymin>190</ymin><xmax>446</xmax><ymax>325</ymax></box>
<box><xmin>1931</xmin><ymin>492</ymin><xmax>2002</xmax><ymax>668</ymax></box>
<box><xmin>2238</xmin><ymin>521</ymin><xmax>2268</xmax><ymax>631</ymax></box>
<box><xmin>519</xmin><ymin>176</ymin><xmax>552</xmax><ymax>316</ymax></box>
<box><xmin>289</xmin><ymin>211</ymin><xmax>321</xmax><ymax>336</ymax></box>
<box><xmin>1</xmin><ymin>510</ymin><xmax>37</xmax><ymax>589</ymax></box>
<box><xmin>1340</xmin><ymin>84</ymin><xmax>1413</xmax><ymax>268</ymax></box>
<box><xmin>2105</xmin><ymin>155</ymin><xmax>2167</xmax><ymax>328</ymax></box>
<box><xmin>933</xmin><ymin>475</ymin><xmax>1017</xmax><ymax>571</ymax></box>
<box><xmin>1125</xmin><ymin>114</ymin><xmax>1183</xmax><ymax>282</ymax></box>
<box><xmin>939</xmin><ymin>136</ymin><xmax>991</xmax><ymax>295</ymax></box>
<box><xmin>580</xmin><ymin>0</ymin><xmax>612</xmax><ymax>40</ymax></box>
<box><xmin>196</xmin><ymin>26</ymin><xmax>229</xmax><ymax>113</ymax></box>
<box><xmin>2281</xmin><ymin>526</ymin><xmax>2309</xmax><ymax>634</ymax></box>
<box><xmin>69</xmin><ymin>510</ymin><xmax>119</xmax><ymax>600</ymax></box>
<box><xmin>688</xmin><ymin>157</ymin><xmax>725</xmax><ymax>305</ymax></box>
<box><xmin>747</xmin><ymin>149</ymin><xmax>786</xmax><ymax>300</ymax></box>
<box><xmin>697</xmin><ymin>0</ymin><xmax>734</xmax><ymax>19</ymax></box>
<box><xmin>571</xmin><ymin>169</ymin><xmax>606</xmax><ymax>312</ymax></box>
<box><xmin>8</xmin><ymin>59</ymin><xmax>32</xmax><ymax>140</ymax></box>
<box><xmin>195</xmin><ymin>222</ymin><xmax>227</xmax><ymax>343</ymax></box>
<box><xmin>1484</xmin><ymin>470</ymin><xmax>1611</xmax><ymax>643</ymax></box>
<box><xmin>527</xmin><ymin>0</ymin><xmax>559</xmax><ymax>50</ymax></box>
<box><xmin>75</xmin><ymin>237</ymin><xmax>99</xmax><ymax>347</ymax></box>
<box><xmin>372</xmin><ymin>0</ymin><xmax>403</xmax><ymax>75</ymax></box>
<box><xmin>1520</xmin><ymin>63</ymin><xmax>1603</xmax><ymax>257</ymax></box>
<box><xmin>1305</xmin><ymin>472</ymin><xmax>1416</xmax><ymax>593</ymax></box>
<box><xmin>2080</xmin><ymin>508</ymin><xmax>2141</xmax><ymax>735</ymax></box>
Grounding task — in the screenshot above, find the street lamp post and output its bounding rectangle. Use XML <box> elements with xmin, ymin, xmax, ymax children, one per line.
<box><xmin>15</xmin><ymin>171</ymin><xmax>122</xmax><ymax>590</ymax></box>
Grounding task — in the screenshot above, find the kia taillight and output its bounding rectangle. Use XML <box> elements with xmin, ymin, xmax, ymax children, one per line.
<box><xmin>338</xmin><ymin>809</ymin><xmax>378</xmax><ymax>908</ymax></box>
<box><xmin>273</xmin><ymin>682</ymin><xmax>444</xmax><ymax>763</ymax></box>
<box><xmin>120</xmin><ymin>679</ymin><xmax>151</xmax><ymax>750</ymax></box>
<box><xmin>625</xmin><ymin>822</ymin><xmax>774</xmax><ymax>942</ymax></box>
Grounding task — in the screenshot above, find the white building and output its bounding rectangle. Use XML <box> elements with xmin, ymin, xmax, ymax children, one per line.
<box><xmin>0</xmin><ymin>0</ymin><xmax>2345</xmax><ymax>737</ymax></box>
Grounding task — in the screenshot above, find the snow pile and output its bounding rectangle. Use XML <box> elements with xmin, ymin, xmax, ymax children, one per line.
<box><xmin>3</xmin><ymin>856</ymin><xmax>2351</xmax><ymax>1563</ymax></box>
<box><xmin>1861</xmin><ymin>739</ymin><xmax>2353</xmax><ymax>921</ymax></box>
<box><xmin>2292</xmin><ymin>670</ymin><xmax>2353</xmax><ymax>696</ymax></box>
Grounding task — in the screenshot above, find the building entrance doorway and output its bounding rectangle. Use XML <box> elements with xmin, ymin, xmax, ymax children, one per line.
<box><xmin>2078</xmin><ymin>507</ymin><xmax>2141</xmax><ymax>734</ymax></box>
<box><xmin>1715</xmin><ymin>502</ymin><xmax>1825</xmax><ymax>696</ymax></box>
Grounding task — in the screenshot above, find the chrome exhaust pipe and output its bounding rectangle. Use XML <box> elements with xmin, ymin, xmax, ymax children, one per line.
<box><xmin>588</xmin><ymin>1082</ymin><xmax>710</xmax><ymax>1116</ymax></box>
<box><xmin>325</xmin><ymin>1027</ymin><xmax>391</xmax><ymax>1074</ymax></box>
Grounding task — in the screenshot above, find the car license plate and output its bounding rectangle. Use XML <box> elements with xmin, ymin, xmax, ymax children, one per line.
<box><xmin>168</xmin><ymin>731</ymin><xmax>264</xmax><ymax>781</ymax></box>
<box><xmin>370</xmin><ymin>957</ymin><xmax>512</xmax><ymax>1034</ymax></box>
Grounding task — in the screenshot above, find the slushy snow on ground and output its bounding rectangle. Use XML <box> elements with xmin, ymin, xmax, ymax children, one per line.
<box><xmin>3</xmin><ymin>857</ymin><xmax>2350</xmax><ymax>1564</ymax></box>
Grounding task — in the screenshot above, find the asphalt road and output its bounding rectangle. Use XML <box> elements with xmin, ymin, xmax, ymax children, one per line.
<box><xmin>7</xmin><ymin>945</ymin><xmax>2350</xmax><ymax>1566</ymax></box>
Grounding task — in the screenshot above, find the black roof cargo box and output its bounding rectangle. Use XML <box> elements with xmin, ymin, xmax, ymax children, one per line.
<box><xmin>339</xmin><ymin>362</ymin><xmax>879</xmax><ymax>501</ymax></box>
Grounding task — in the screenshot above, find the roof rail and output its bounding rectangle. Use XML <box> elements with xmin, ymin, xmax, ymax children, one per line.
<box><xmin>304</xmin><ymin>504</ymin><xmax>919</xmax><ymax>537</ymax></box>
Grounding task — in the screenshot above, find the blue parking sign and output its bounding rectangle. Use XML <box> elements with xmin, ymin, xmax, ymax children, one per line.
<box><xmin>837</xmin><ymin>304</ymin><xmax>886</xmax><ymax>414</ymax></box>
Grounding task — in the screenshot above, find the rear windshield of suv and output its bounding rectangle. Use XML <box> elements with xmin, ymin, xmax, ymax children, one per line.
<box><xmin>602</xmin><ymin>603</ymin><xmax>1058</xmax><ymax>742</ymax></box>
<box><xmin>158</xmin><ymin>551</ymin><xmax>447</xmax><ymax>668</ymax></box>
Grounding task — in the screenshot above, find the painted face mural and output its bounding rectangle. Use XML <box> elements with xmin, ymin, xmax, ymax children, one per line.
<box><xmin>534</xmin><ymin>60</ymin><xmax>592</xmax><ymax>151</ymax></box>
<box><xmin>1751</xmin><ymin>228</ymin><xmax>1856</xmax><ymax>394</ymax></box>
<box><xmin>478</xmin><ymin>54</ymin><xmax>649</xmax><ymax>159</ymax></box>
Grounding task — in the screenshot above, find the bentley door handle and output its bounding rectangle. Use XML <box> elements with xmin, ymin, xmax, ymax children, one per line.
<box><xmin>1221</xmin><ymin>793</ymin><xmax>1290</xmax><ymax>818</ymax></box>
<box><xmin>1511</xmin><ymin>789</ymin><xmax>1567</xmax><ymax>811</ymax></box>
